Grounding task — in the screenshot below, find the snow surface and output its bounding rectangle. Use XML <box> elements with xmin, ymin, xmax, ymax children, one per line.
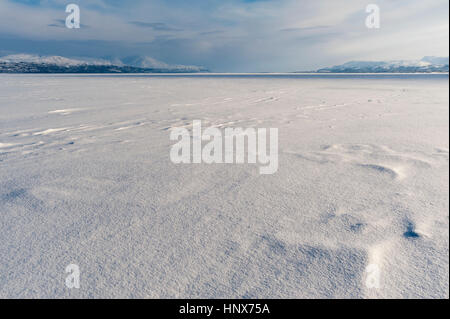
<box><xmin>0</xmin><ymin>74</ymin><xmax>448</xmax><ymax>298</ymax></box>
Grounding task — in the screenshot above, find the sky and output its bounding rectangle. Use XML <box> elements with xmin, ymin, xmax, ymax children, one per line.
<box><xmin>0</xmin><ymin>0</ymin><xmax>448</xmax><ymax>72</ymax></box>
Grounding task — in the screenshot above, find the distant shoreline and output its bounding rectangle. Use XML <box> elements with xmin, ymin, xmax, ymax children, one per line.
<box><xmin>1</xmin><ymin>72</ymin><xmax>448</xmax><ymax>76</ymax></box>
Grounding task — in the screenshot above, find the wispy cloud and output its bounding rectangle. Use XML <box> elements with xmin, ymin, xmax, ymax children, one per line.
<box><xmin>1</xmin><ymin>0</ymin><xmax>448</xmax><ymax>72</ymax></box>
<box><xmin>128</xmin><ymin>21</ymin><xmax>182</xmax><ymax>32</ymax></box>
<box><xmin>47</xmin><ymin>19</ymin><xmax>90</xmax><ymax>28</ymax></box>
<box><xmin>279</xmin><ymin>26</ymin><xmax>331</xmax><ymax>32</ymax></box>
<box><xmin>199</xmin><ymin>30</ymin><xmax>225</xmax><ymax>36</ymax></box>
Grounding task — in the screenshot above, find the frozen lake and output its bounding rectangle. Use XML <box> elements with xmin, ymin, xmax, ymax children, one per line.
<box><xmin>0</xmin><ymin>74</ymin><xmax>448</xmax><ymax>298</ymax></box>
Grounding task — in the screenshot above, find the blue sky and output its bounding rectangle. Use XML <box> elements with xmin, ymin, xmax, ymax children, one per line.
<box><xmin>0</xmin><ymin>0</ymin><xmax>448</xmax><ymax>71</ymax></box>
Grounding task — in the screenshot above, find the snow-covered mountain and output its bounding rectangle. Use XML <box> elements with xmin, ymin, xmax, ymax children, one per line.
<box><xmin>317</xmin><ymin>57</ymin><xmax>449</xmax><ymax>73</ymax></box>
<box><xmin>0</xmin><ymin>54</ymin><xmax>112</xmax><ymax>66</ymax></box>
<box><xmin>0</xmin><ymin>54</ymin><xmax>207</xmax><ymax>73</ymax></box>
<box><xmin>421</xmin><ymin>56</ymin><xmax>449</xmax><ymax>65</ymax></box>
<box><xmin>120</xmin><ymin>56</ymin><xmax>206</xmax><ymax>72</ymax></box>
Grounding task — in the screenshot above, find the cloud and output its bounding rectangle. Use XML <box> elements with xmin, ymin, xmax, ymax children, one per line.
<box><xmin>47</xmin><ymin>19</ymin><xmax>65</xmax><ymax>28</ymax></box>
<box><xmin>1</xmin><ymin>0</ymin><xmax>448</xmax><ymax>72</ymax></box>
<box><xmin>47</xmin><ymin>19</ymin><xmax>90</xmax><ymax>28</ymax></box>
<box><xmin>128</xmin><ymin>21</ymin><xmax>182</xmax><ymax>31</ymax></box>
<box><xmin>279</xmin><ymin>26</ymin><xmax>331</xmax><ymax>32</ymax></box>
<box><xmin>199</xmin><ymin>30</ymin><xmax>225</xmax><ymax>36</ymax></box>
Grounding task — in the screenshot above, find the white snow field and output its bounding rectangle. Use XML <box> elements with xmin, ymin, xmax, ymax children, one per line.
<box><xmin>0</xmin><ymin>74</ymin><xmax>448</xmax><ymax>298</ymax></box>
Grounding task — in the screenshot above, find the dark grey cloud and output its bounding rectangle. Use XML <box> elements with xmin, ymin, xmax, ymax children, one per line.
<box><xmin>199</xmin><ymin>30</ymin><xmax>225</xmax><ymax>36</ymax></box>
<box><xmin>47</xmin><ymin>19</ymin><xmax>90</xmax><ymax>28</ymax></box>
<box><xmin>128</xmin><ymin>21</ymin><xmax>182</xmax><ymax>32</ymax></box>
<box><xmin>279</xmin><ymin>26</ymin><xmax>331</xmax><ymax>32</ymax></box>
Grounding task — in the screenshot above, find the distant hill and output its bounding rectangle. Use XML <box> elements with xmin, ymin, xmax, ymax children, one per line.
<box><xmin>0</xmin><ymin>54</ymin><xmax>208</xmax><ymax>73</ymax></box>
<box><xmin>120</xmin><ymin>56</ymin><xmax>206</xmax><ymax>73</ymax></box>
<box><xmin>315</xmin><ymin>57</ymin><xmax>449</xmax><ymax>73</ymax></box>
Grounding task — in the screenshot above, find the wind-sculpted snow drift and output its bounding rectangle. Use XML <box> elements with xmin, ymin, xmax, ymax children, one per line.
<box><xmin>0</xmin><ymin>74</ymin><xmax>448</xmax><ymax>298</ymax></box>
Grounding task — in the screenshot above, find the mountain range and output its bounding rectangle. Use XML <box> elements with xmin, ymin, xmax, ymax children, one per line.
<box><xmin>0</xmin><ymin>54</ymin><xmax>208</xmax><ymax>73</ymax></box>
<box><xmin>0</xmin><ymin>54</ymin><xmax>448</xmax><ymax>74</ymax></box>
<box><xmin>316</xmin><ymin>56</ymin><xmax>449</xmax><ymax>73</ymax></box>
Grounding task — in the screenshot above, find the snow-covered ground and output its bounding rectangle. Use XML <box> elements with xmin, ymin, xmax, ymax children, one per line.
<box><xmin>0</xmin><ymin>74</ymin><xmax>448</xmax><ymax>298</ymax></box>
